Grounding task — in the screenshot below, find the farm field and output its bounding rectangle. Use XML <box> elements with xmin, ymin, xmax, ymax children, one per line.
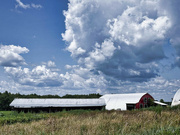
<box><xmin>0</xmin><ymin>107</ymin><xmax>180</xmax><ymax>135</ymax></box>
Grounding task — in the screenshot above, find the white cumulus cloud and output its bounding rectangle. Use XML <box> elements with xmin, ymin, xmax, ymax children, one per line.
<box><xmin>4</xmin><ymin>64</ymin><xmax>64</xmax><ymax>87</ymax></box>
<box><xmin>62</xmin><ymin>0</ymin><xmax>175</xmax><ymax>82</ymax></box>
<box><xmin>0</xmin><ymin>45</ymin><xmax>29</xmax><ymax>67</ymax></box>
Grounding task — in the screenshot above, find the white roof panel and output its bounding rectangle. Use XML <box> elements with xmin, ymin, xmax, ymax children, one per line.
<box><xmin>10</xmin><ymin>98</ymin><xmax>106</xmax><ymax>108</ymax></box>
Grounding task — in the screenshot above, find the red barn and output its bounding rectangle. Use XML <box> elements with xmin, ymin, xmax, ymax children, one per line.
<box><xmin>135</xmin><ymin>93</ymin><xmax>154</xmax><ymax>109</ymax></box>
<box><xmin>101</xmin><ymin>93</ymin><xmax>154</xmax><ymax>110</ymax></box>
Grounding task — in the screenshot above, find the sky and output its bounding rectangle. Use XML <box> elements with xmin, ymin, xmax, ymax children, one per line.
<box><xmin>0</xmin><ymin>0</ymin><xmax>180</xmax><ymax>101</ymax></box>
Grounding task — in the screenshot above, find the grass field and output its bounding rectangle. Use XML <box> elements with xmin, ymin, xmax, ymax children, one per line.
<box><xmin>0</xmin><ymin>106</ymin><xmax>180</xmax><ymax>135</ymax></box>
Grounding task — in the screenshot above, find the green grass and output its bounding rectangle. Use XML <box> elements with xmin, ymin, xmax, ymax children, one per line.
<box><xmin>0</xmin><ymin>109</ymin><xmax>100</xmax><ymax>126</ymax></box>
<box><xmin>0</xmin><ymin>111</ymin><xmax>47</xmax><ymax>125</ymax></box>
<box><xmin>142</xmin><ymin>126</ymin><xmax>180</xmax><ymax>135</ymax></box>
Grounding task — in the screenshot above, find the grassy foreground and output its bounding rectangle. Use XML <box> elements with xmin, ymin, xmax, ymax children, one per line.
<box><xmin>0</xmin><ymin>107</ymin><xmax>180</xmax><ymax>135</ymax></box>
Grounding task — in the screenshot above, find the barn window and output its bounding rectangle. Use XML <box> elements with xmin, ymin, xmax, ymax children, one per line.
<box><xmin>140</xmin><ymin>104</ymin><xmax>143</xmax><ymax>108</ymax></box>
<box><xmin>144</xmin><ymin>97</ymin><xmax>147</xmax><ymax>103</ymax></box>
<box><xmin>144</xmin><ymin>104</ymin><xmax>148</xmax><ymax>108</ymax></box>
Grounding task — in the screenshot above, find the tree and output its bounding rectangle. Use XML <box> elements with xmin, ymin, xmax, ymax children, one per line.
<box><xmin>147</xmin><ymin>98</ymin><xmax>154</xmax><ymax>107</ymax></box>
<box><xmin>160</xmin><ymin>99</ymin><xmax>165</xmax><ymax>103</ymax></box>
<box><xmin>0</xmin><ymin>91</ymin><xmax>13</xmax><ymax>110</ymax></box>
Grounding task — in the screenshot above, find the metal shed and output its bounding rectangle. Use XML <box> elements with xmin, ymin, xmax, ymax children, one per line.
<box><xmin>100</xmin><ymin>93</ymin><xmax>154</xmax><ymax>110</ymax></box>
<box><xmin>10</xmin><ymin>98</ymin><xmax>106</xmax><ymax>112</ymax></box>
<box><xmin>171</xmin><ymin>89</ymin><xmax>180</xmax><ymax>107</ymax></box>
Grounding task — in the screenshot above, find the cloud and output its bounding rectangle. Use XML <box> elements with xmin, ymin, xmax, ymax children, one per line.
<box><xmin>42</xmin><ymin>61</ymin><xmax>57</xmax><ymax>68</ymax></box>
<box><xmin>4</xmin><ymin>61</ymin><xmax>107</xmax><ymax>90</ymax></box>
<box><xmin>47</xmin><ymin>61</ymin><xmax>56</xmax><ymax>68</ymax></box>
<box><xmin>4</xmin><ymin>64</ymin><xmax>63</xmax><ymax>87</ymax></box>
<box><xmin>106</xmin><ymin>76</ymin><xmax>180</xmax><ymax>101</ymax></box>
<box><xmin>62</xmin><ymin>0</ymin><xmax>175</xmax><ymax>82</ymax></box>
<box><xmin>159</xmin><ymin>0</ymin><xmax>180</xmax><ymax>68</ymax></box>
<box><xmin>62</xmin><ymin>65</ymin><xmax>107</xmax><ymax>89</ymax></box>
<box><xmin>15</xmin><ymin>0</ymin><xmax>42</xmax><ymax>9</ymax></box>
<box><xmin>1</xmin><ymin>69</ymin><xmax>179</xmax><ymax>101</ymax></box>
<box><xmin>0</xmin><ymin>45</ymin><xmax>29</xmax><ymax>67</ymax></box>
<box><xmin>15</xmin><ymin>0</ymin><xmax>30</xmax><ymax>9</ymax></box>
<box><xmin>31</xmin><ymin>3</ymin><xmax>43</xmax><ymax>9</ymax></box>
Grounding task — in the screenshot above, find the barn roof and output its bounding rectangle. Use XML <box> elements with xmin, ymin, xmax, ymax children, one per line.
<box><xmin>10</xmin><ymin>98</ymin><xmax>106</xmax><ymax>108</ymax></box>
<box><xmin>100</xmin><ymin>93</ymin><xmax>147</xmax><ymax>110</ymax></box>
<box><xmin>171</xmin><ymin>89</ymin><xmax>180</xmax><ymax>107</ymax></box>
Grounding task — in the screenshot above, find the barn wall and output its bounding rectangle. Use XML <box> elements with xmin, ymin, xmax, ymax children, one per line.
<box><xmin>135</xmin><ymin>94</ymin><xmax>154</xmax><ymax>109</ymax></box>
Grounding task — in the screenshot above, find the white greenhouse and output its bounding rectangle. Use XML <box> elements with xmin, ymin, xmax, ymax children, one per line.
<box><xmin>10</xmin><ymin>98</ymin><xmax>106</xmax><ymax>112</ymax></box>
<box><xmin>171</xmin><ymin>89</ymin><xmax>180</xmax><ymax>107</ymax></box>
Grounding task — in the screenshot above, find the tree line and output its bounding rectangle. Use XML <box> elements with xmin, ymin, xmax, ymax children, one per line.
<box><xmin>0</xmin><ymin>91</ymin><xmax>102</xmax><ymax>111</ymax></box>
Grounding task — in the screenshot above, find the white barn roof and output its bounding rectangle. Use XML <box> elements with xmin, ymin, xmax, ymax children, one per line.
<box><xmin>100</xmin><ymin>93</ymin><xmax>147</xmax><ymax>110</ymax></box>
<box><xmin>10</xmin><ymin>98</ymin><xmax>106</xmax><ymax>108</ymax></box>
<box><xmin>171</xmin><ymin>89</ymin><xmax>180</xmax><ymax>107</ymax></box>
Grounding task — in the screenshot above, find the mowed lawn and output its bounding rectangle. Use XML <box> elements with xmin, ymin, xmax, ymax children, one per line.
<box><xmin>0</xmin><ymin>107</ymin><xmax>180</xmax><ymax>135</ymax></box>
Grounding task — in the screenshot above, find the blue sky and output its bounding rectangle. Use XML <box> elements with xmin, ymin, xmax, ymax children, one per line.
<box><xmin>0</xmin><ymin>0</ymin><xmax>180</xmax><ymax>101</ymax></box>
<box><xmin>0</xmin><ymin>0</ymin><xmax>73</xmax><ymax>69</ymax></box>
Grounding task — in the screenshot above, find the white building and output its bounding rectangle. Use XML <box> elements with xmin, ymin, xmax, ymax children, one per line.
<box><xmin>100</xmin><ymin>93</ymin><xmax>154</xmax><ymax>110</ymax></box>
<box><xmin>10</xmin><ymin>98</ymin><xmax>106</xmax><ymax>112</ymax></box>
